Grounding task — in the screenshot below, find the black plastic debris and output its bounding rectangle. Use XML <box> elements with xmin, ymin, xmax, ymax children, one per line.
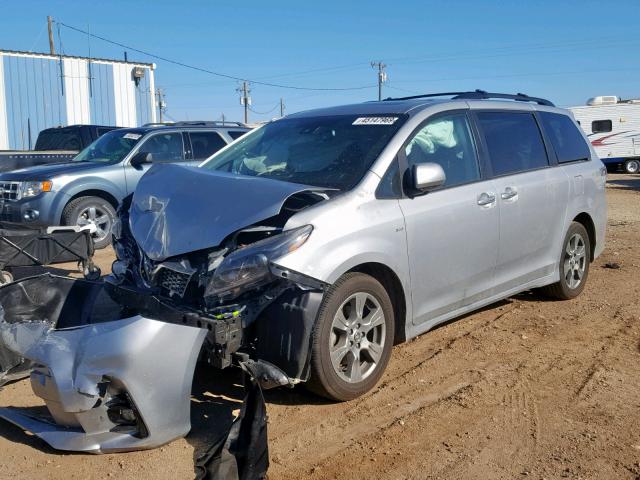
<box><xmin>195</xmin><ymin>362</ymin><xmax>270</xmax><ymax>480</ymax></box>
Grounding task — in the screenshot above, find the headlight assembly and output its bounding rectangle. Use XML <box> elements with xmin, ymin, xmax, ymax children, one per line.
<box><xmin>205</xmin><ymin>224</ymin><xmax>313</xmax><ymax>301</ymax></box>
<box><xmin>20</xmin><ymin>181</ymin><xmax>52</xmax><ymax>198</ymax></box>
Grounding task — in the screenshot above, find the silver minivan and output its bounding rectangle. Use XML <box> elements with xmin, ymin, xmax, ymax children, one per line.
<box><xmin>0</xmin><ymin>91</ymin><xmax>607</xmax><ymax>452</ymax></box>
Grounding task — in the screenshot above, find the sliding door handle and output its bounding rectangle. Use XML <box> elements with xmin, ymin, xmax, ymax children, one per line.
<box><xmin>477</xmin><ymin>192</ymin><xmax>496</xmax><ymax>206</ymax></box>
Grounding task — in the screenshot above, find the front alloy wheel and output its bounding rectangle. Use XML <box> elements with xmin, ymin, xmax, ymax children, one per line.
<box><xmin>329</xmin><ymin>292</ymin><xmax>387</xmax><ymax>384</ymax></box>
<box><xmin>308</xmin><ymin>272</ymin><xmax>395</xmax><ymax>401</ymax></box>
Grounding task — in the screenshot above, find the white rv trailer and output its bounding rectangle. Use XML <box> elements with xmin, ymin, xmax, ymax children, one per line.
<box><xmin>570</xmin><ymin>96</ymin><xmax>640</xmax><ymax>173</ymax></box>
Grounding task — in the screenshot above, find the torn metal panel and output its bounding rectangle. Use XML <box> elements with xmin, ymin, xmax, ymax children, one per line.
<box><xmin>130</xmin><ymin>164</ymin><xmax>319</xmax><ymax>261</ymax></box>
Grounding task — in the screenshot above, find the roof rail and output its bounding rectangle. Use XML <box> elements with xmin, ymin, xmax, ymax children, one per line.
<box><xmin>384</xmin><ymin>89</ymin><xmax>555</xmax><ymax>107</ymax></box>
<box><xmin>171</xmin><ymin>120</ymin><xmax>248</xmax><ymax>128</ymax></box>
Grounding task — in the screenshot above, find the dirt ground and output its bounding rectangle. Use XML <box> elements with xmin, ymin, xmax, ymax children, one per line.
<box><xmin>0</xmin><ymin>173</ymin><xmax>638</xmax><ymax>480</ymax></box>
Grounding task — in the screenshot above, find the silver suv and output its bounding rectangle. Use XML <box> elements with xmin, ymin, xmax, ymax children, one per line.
<box><xmin>0</xmin><ymin>121</ymin><xmax>251</xmax><ymax>248</ymax></box>
<box><xmin>0</xmin><ymin>91</ymin><xmax>607</xmax><ymax>453</ymax></box>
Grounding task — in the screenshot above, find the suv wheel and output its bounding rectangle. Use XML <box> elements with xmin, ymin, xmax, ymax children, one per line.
<box><xmin>539</xmin><ymin>222</ymin><xmax>591</xmax><ymax>300</ymax></box>
<box><xmin>625</xmin><ymin>159</ymin><xmax>640</xmax><ymax>174</ymax></box>
<box><xmin>62</xmin><ymin>196</ymin><xmax>116</xmax><ymax>249</ymax></box>
<box><xmin>307</xmin><ymin>272</ymin><xmax>394</xmax><ymax>401</ymax></box>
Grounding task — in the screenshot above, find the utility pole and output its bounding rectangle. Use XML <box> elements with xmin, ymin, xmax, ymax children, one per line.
<box><xmin>237</xmin><ymin>81</ymin><xmax>251</xmax><ymax>124</ymax></box>
<box><xmin>371</xmin><ymin>61</ymin><xmax>387</xmax><ymax>101</ymax></box>
<box><xmin>47</xmin><ymin>16</ymin><xmax>55</xmax><ymax>55</ymax></box>
<box><xmin>155</xmin><ymin>88</ymin><xmax>166</xmax><ymax>123</ymax></box>
<box><xmin>280</xmin><ymin>98</ymin><xmax>285</xmax><ymax>117</ymax></box>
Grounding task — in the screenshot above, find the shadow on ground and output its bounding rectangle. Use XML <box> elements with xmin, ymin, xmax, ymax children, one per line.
<box><xmin>607</xmin><ymin>175</ymin><xmax>640</xmax><ymax>192</ymax></box>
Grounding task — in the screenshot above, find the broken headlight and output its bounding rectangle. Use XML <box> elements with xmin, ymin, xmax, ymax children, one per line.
<box><xmin>205</xmin><ymin>225</ymin><xmax>312</xmax><ymax>301</ymax></box>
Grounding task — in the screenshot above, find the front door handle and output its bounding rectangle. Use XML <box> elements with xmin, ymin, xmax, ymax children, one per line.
<box><xmin>501</xmin><ymin>186</ymin><xmax>518</xmax><ymax>200</ymax></box>
<box><xmin>477</xmin><ymin>192</ymin><xmax>496</xmax><ymax>206</ymax></box>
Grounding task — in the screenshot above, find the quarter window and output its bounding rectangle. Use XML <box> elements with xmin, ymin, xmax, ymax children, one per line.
<box><xmin>189</xmin><ymin>132</ymin><xmax>227</xmax><ymax>160</ymax></box>
<box><xmin>591</xmin><ymin>119</ymin><xmax>612</xmax><ymax>134</ymax></box>
<box><xmin>477</xmin><ymin>112</ymin><xmax>548</xmax><ymax>176</ymax></box>
<box><xmin>404</xmin><ymin>113</ymin><xmax>480</xmax><ymax>188</ymax></box>
<box><xmin>539</xmin><ymin>112</ymin><xmax>590</xmax><ymax>163</ymax></box>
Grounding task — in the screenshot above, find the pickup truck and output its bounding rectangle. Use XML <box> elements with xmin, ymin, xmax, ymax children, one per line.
<box><xmin>0</xmin><ymin>125</ymin><xmax>119</xmax><ymax>173</ymax></box>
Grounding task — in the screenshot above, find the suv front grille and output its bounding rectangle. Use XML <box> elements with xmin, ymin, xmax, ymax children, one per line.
<box><xmin>0</xmin><ymin>182</ymin><xmax>20</xmax><ymax>201</ymax></box>
<box><xmin>157</xmin><ymin>268</ymin><xmax>193</xmax><ymax>297</ymax></box>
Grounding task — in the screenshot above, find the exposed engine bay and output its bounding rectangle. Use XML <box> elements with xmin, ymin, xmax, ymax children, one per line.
<box><xmin>110</xmin><ymin>165</ymin><xmax>333</xmax><ymax>372</ymax></box>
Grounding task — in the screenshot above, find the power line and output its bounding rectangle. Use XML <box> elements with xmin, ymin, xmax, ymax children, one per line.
<box><xmin>56</xmin><ymin>21</ymin><xmax>377</xmax><ymax>92</ymax></box>
<box><xmin>249</xmin><ymin>102</ymin><xmax>280</xmax><ymax>116</ymax></box>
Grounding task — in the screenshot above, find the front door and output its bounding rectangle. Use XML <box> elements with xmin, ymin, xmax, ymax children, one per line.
<box><xmin>398</xmin><ymin>111</ymin><xmax>500</xmax><ymax>328</ymax></box>
<box><xmin>124</xmin><ymin>131</ymin><xmax>187</xmax><ymax>194</ymax></box>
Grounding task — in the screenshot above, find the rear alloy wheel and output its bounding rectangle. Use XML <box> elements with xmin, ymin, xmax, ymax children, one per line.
<box><xmin>62</xmin><ymin>196</ymin><xmax>116</xmax><ymax>249</ymax></box>
<box><xmin>625</xmin><ymin>159</ymin><xmax>640</xmax><ymax>174</ymax></box>
<box><xmin>308</xmin><ymin>272</ymin><xmax>394</xmax><ymax>401</ymax></box>
<box><xmin>539</xmin><ymin>221</ymin><xmax>591</xmax><ymax>300</ymax></box>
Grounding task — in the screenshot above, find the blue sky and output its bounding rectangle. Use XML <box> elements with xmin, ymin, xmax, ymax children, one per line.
<box><xmin>1</xmin><ymin>0</ymin><xmax>638</xmax><ymax>122</ymax></box>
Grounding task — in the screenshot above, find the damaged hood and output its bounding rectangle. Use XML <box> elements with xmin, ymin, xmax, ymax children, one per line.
<box><xmin>130</xmin><ymin>164</ymin><xmax>317</xmax><ymax>261</ymax></box>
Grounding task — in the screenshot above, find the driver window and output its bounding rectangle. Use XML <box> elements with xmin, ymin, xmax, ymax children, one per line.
<box><xmin>405</xmin><ymin>113</ymin><xmax>480</xmax><ymax>188</ymax></box>
<box><xmin>139</xmin><ymin>133</ymin><xmax>184</xmax><ymax>163</ymax></box>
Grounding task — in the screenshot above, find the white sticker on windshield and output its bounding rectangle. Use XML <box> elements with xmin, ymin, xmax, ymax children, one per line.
<box><xmin>353</xmin><ymin>117</ymin><xmax>398</xmax><ymax>125</ymax></box>
<box><xmin>123</xmin><ymin>133</ymin><xmax>142</xmax><ymax>140</ymax></box>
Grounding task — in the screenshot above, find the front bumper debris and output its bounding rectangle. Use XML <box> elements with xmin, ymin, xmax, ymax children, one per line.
<box><xmin>0</xmin><ymin>270</ymin><xmax>324</xmax><ymax>456</ymax></box>
<box><xmin>0</xmin><ymin>275</ymin><xmax>208</xmax><ymax>452</ymax></box>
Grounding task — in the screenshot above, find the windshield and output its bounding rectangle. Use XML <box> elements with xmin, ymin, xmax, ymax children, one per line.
<box><xmin>201</xmin><ymin>114</ymin><xmax>405</xmax><ymax>190</ymax></box>
<box><xmin>74</xmin><ymin>130</ymin><xmax>143</xmax><ymax>163</ymax></box>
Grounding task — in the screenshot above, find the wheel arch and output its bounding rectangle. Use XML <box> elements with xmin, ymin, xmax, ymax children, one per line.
<box><xmin>345</xmin><ymin>262</ymin><xmax>408</xmax><ymax>344</ymax></box>
<box><xmin>61</xmin><ymin>189</ymin><xmax>119</xmax><ymax>221</ymax></box>
<box><xmin>573</xmin><ymin>212</ymin><xmax>596</xmax><ymax>261</ymax></box>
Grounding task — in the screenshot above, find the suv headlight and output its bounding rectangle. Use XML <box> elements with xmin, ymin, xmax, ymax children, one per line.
<box><xmin>20</xmin><ymin>181</ymin><xmax>52</xmax><ymax>198</ymax></box>
<box><xmin>205</xmin><ymin>225</ymin><xmax>313</xmax><ymax>300</ymax></box>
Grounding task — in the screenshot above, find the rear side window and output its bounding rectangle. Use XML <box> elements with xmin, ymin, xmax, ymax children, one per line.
<box><xmin>539</xmin><ymin>112</ymin><xmax>590</xmax><ymax>163</ymax></box>
<box><xmin>228</xmin><ymin>130</ymin><xmax>248</xmax><ymax>140</ymax></box>
<box><xmin>189</xmin><ymin>131</ymin><xmax>227</xmax><ymax>160</ymax></box>
<box><xmin>35</xmin><ymin>130</ymin><xmax>81</xmax><ymax>151</ymax></box>
<box><xmin>591</xmin><ymin>120</ymin><xmax>612</xmax><ymax>133</ymax></box>
<box><xmin>477</xmin><ymin>112</ymin><xmax>548</xmax><ymax>176</ymax></box>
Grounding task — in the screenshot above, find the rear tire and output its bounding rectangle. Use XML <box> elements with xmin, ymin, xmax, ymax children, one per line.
<box><xmin>624</xmin><ymin>159</ymin><xmax>640</xmax><ymax>174</ymax></box>
<box><xmin>539</xmin><ymin>222</ymin><xmax>590</xmax><ymax>300</ymax></box>
<box><xmin>307</xmin><ymin>272</ymin><xmax>395</xmax><ymax>401</ymax></box>
<box><xmin>62</xmin><ymin>196</ymin><xmax>116</xmax><ymax>249</ymax></box>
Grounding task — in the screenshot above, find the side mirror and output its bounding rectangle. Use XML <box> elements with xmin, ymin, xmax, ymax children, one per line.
<box><xmin>412</xmin><ymin>163</ymin><xmax>446</xmax><ymax>193</ymax></box>
<box><xmin>130</xmin><ymin>151</ymin><xmax>152</xmax><ymax>169</ymax></box>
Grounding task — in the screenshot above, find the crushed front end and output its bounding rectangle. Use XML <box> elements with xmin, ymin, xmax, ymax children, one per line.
<box><xmin>0</xmin><ymin>165</ymin><xmax>331</xmax><ymax>453</ymax></box>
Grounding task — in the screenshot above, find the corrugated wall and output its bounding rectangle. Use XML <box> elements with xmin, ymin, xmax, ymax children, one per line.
<box><xmin>0</xmin><ymin>52</ymin><xmax>156</xmax><ymax>150</ymax></box>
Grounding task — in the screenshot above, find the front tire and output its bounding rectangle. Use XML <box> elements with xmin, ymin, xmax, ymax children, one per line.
<box><xmin>625</xmin><ymin>159</ymin><xmax>640</xmax><ymax>174</ymax></box>
<box><xmin>539</xmin><ymin>222</ymin><xmax>591</xmax><ymax>300</ymax></box>
<box><xmin>62</xmin><ymin>196</ymin><xmax>116</xmax><ymax>249</ymax></box>
<box><xmin>307</xmin><ymin>272</ymin><xmax>395</xmax><ymax>401</ymax></box>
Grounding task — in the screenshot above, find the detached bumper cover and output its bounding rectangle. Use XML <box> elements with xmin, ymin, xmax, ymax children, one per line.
<box><xmin>0</xmin><ymin>315</ymin><xmax>206</xmax><ymax>453</ymax></box>
<box><xmin>0</xmin><ymin>275</ymin><xmax>210</xmax><ymax>453</ymax></box>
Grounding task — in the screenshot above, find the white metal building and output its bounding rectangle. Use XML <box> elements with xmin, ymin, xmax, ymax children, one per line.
<box><xmin>0</xmin><ymin>49</ymin><xmax>156</xmax><ymax>150</ymax></box>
